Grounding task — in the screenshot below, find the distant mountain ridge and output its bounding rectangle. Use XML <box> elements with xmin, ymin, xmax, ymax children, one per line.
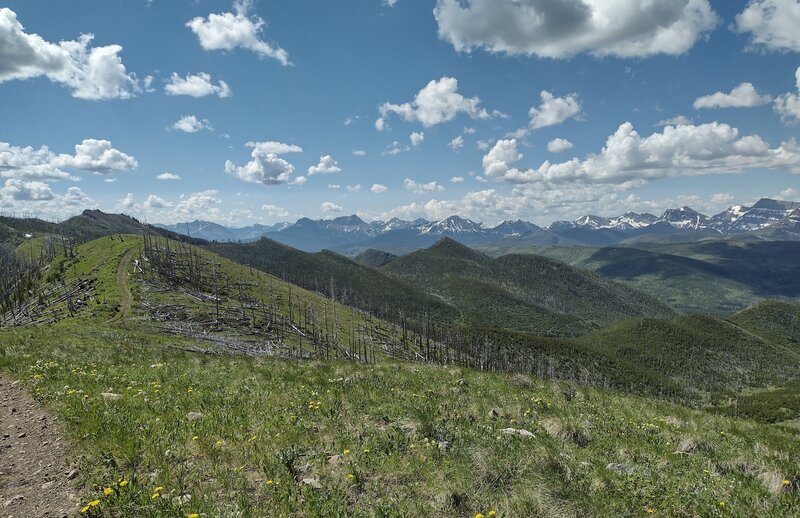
<box><xmin>156</xmin><ymin>198</ymin><xmax>800</xmax><ymax>252</ymax></box>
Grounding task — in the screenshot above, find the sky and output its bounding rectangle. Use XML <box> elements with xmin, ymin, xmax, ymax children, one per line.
<box><xmin>1</xmin><ymin>0</ymin><xmax>799</xmax><ymax>227</ymax></box>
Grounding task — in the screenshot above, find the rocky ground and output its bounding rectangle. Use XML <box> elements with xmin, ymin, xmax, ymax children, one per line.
<box><xmin>1</xmin><ymin>377</ymin><xmax>78</xmax><ymax>517</ymax></box>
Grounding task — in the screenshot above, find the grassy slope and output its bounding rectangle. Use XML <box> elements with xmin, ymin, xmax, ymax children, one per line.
<box><xmin>731</xmin><ymin>300</ymin><xmax>800</xmax><ymax>348</ymax></box>
<box><xmin>0</xmin><ymin>235</ymin><xmax>798</xmax><ymax>515</ymax></box>
<box><xmin>577</xmin><ymin>315</ymin><xmax>800</xmax><ymax>398</ymax></box>
<box><xmin>381</xmin><ymin>239</ymin><xmax>673</xmax><ymax>334</ymax></box>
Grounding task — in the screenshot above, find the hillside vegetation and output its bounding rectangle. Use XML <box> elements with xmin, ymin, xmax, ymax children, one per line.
<box><xmin>479</xmin><ymin>240</ymin><xmax>800</xmax><ymax>314</ymax></box>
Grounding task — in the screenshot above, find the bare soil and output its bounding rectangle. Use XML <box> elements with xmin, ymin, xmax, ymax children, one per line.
<box><xmin>0</xmin><ymin>377</ymin><xmax>79</xmax><ymax>517</ymax></box>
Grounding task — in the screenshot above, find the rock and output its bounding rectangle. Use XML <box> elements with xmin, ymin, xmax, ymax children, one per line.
<box><xmin>172</xmin><ymin>494</ymin><xmax>192</xmax><ymax>505</ymax></box>
<box><xmin>4</xmin><ymin>495</ymin><xmax>25</xmax><ymax>507</ymax></box>
<box><xmin>500</xmin><ymin>428</ymin><xmax>536</xmax><ymax>439</ymax></box>
<box><xmin>17</xmin><ymin>432</ymin><xmax>26</xmax><ymax>438</ymax></box>
<box><xmin>301</xmin><ymin>477</ymin><xmax>322</xmax><ymax>489</ymax></box>
<box><xmin>327</xmin><ymin>455</ymin><xmax>344</xmax><ymax>465</ymax></box>
<box><xmin>186</xmin><ymin>412</ymin><xmax>204</xmax><ymax>421</ymax></box>
<box><xmin>488</xmin><ymin>408</ymin><xmax>501</xmax><ymax>419</ymax></box>
<box><xmin>42</xmin><ymin>480</ymin><xmax>56</xmax><ymax>490</ymax></box>
<box><xmin>606</xmin><ymin>463</ymin><xmax>635</xmax><ymax>474</ymax></box>
<box><xmin>100</xmin><ymin>392</ymin><xmax>121</xmax><ymax>400</ymax></box>
<box><xmin>675</xmin><ymin>438</ymin><xmax>699</xmax><ymax>455</ymax></box>
<box><xmin>437</xmin><ymin>440</ymin><xmax>451</xmax><ymax>452</ymax></box>
<box><xmin>66</xmin><ymin>469</ymin><xmax>78</xmax><ymax>480</ymax></box>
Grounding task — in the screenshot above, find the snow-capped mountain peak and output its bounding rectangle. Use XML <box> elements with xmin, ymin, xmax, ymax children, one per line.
<box><xmin>422</xmin><ymin>215</ymin><xmax>485</xmax><ymax>235</ymax></box>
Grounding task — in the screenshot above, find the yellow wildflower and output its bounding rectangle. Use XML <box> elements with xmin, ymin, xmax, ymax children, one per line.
<box><xmin>151</xmin><ymin>493</ymin><xmax>160</xmax><ymax>500</ymax></box>
<box><xmin>118</xmin><ymin>480</ymin><xmax>128</xmax><ymax>487</ymax></box>
<box><xmin>489</xmin><ymin>511</ymin><xmax>497</xmax><ymax>516</ymax></box>
<box><xmin>103</xmin><ymin>487</ymin><xmax>113</xmax><ymax>496</ymax></box>
<box><xmin>363</xmin><ymin>448</ymin><xmax>370</xmax><ymax>453</ymax></box>
<box><xmin>343</xmin><ymin>449</ymin><xmax>351</xmax><ymax>455</ymax></box>
<box><xmin>266</xmin><ymin>480</ymin><xmax>274</xmax><ymax>485</ymax></box>
<box><xmin>89</xmin><ymin>500</ymin><xmax>100</xmax><ymax>507</ymax></box>
<box><xmin>719</xmin><ymin>501</ymin><xmax>726</xmax><ymax>507</ymax></box>
<box><xmin>188</xmin><ymin>514</ymin><xmax>200</xmax><ymax>518</ymax></box>
<box><xmin>476</xmin><ymin>514</ymin><xmax>485</xmax><ymax>518</ymax></box>
<box><xmin>347</xmin><ymin>473</ymin><xmax>355</xmax><ymax>479</ymax></box>
<box><xmin>154</xmin><ymin>486</ymin><xmax>164</xmax><ymax>492</ymax></box>
<box><xmin>192</xmin><ymin>436</ymin><xmax>199</xmax><ymax>441</ymax></box>
<box><xmin>783</xmin><ymin>479</ymin><xmax>791</xmax><ymax>486</ymax></box>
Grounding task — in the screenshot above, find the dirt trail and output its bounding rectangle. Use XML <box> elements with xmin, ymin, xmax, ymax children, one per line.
<box><xmin>0</xmin><ymin>377</ymin><xmax>78</xmax><ymax>517</ymax></box>
<box><xmin>107</xmin><ymin>249</ymin><xmax>135</xmax><ymax>324</ymax></box>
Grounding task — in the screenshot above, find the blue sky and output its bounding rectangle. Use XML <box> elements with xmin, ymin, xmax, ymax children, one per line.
<box><xmin>1</xmin><ymin>0</ymin><xmax>799</xmax><ymax>226</ymax></box>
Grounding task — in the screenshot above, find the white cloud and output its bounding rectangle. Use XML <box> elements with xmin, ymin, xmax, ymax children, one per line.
<box><xmin>775</xmin><ymin>66</ymin><xmax>800</xmax><ymax>123</ymax></box>
<box><xmin>463</xmin><ymin>127</ymin><xmax>476</xmax><ymax>134</ymax></box>
<box><xmin>293</xmin><ymin>176</ymin><xmax>307</xmax><ymax>186</ymax></box>
<box><xmin>225</xmin><ymin>140</ymin><xmax>302</xmax><ymax>186</ymax></box>
<box><xmin>449</xmin><ymin>135</ymin><xmax>465</xmax><ymax>151</ymax></box>
<box><xmin>404</xmin><ymin>178</ymin><xmax>445</xmax><ymax>194</ymax></box>
<box><xmin>384</xmin><ymin>0</ymin><xmax>399</xmax><ymax>6</ymax></box>
<box><xmin>384</xmin><ymin>141</ymin><xmax>410</xmax><ymax>156</ymax></box>
<box><xmin>172</xmin><ymin>115</ymin><xmax>212</xmax><ymax>133</ymax></box>
<box><xmin>529</xmin><ymin>91</ymin><xmax>582</xmax><ymax>129</ymax></box>
<box><xmin>710</xmin><ymin>193</ymin><xmax>735</xmax><ymax>205</ymax></box>
<box><xmin>175</xmin><ymin>190</ymin><xmax>222</xmax><ymax>218</ymax></box>
<box><xmin>656</xmin><ymin>115</ymin><xmax>694</xmax><ymax>127</ymax></box>
<box><xmin>371</xmin><ymin>183</ymin><xmax>388</xmax><ymax>193</ymax></box>
<box><xmin>377</xmin><ymin>76</ymin><xmax>491</xmax><ymax>129</ymax></box>
<box><xmin>346</xmin><ymin>184</ymin><xmax>362</xmax><ymax>193</ymax></box>
<box><xmin>0</xmin><ymin>180</ymin><xmax>94</xmax><ymax>220</ymax></box>
<box><xmin>308</xmin><ymin>155</ymin><xmax>342</xmax><ymax>175</ymax></box>
<box><xmin>144</xmin><ymin>194</ymin><xmax>172</xmax><ymax>209</ymax></box>
<box><xmin>0</xmin><ymin>139</ymin><xmax>136</xmax><ymax>180</ymax></box>
<box><xmin>483</xmin><ymin>122</ymin><xmax>800</xmax><ymax>186</ymax></box>
<box><xmin>410</xmin><ymin>131</ymin><xmax>425</xmax><ymax>146</ymax></box>
<box><xmin>0</xmin><ymin>179</ymin><xmax>55</xmax><ymax>202</ymax></box>
<box><xmin>547</xmin><ymin>138</ymin><xmax>574</xmax><ymax>153</ymax></box>
<box><xmin>0</xmin><ymin>8</ymin><xmax>138</xmax><ymax>100</ymax></box>
<box><xmin>328</xmin><ymin>184</ymin><xmax>341</xmax><ymax>189</ymax></box>
<box><xmin>186</xmin><ymin>0</ymin><xmax>289</xmax><ymax>65</ymax></box>
<box><xmin>320</xmin><ymin>201</ymin><xmax>342</xmax><ymax>213</ymax></box>
<box><xmin>117</xmin><ymin>192</ymin><xmax>136</xmax><ymax>210</ymax></box>
<box><xmin>777</xmin><ymin>187</ymin><xmax>800</xmax><ymax>199</ymax></box>
<box><xmin>450</xmin><ymin>176</ymin><xmax>464</xmax><ymax>183</ymax></box>
<box><xmin>352</xmin><ymin>149</ymin><xmax>367</xmax><ymax>156</ymax></box>
<box><xmin>165</xmin><ymin>72</ymin><xmax>231</xmax><ymax>98</ymax></box>
<box><xmin>693</xmin><ymin>82</ymin><xmax>772</xmax><ymax>109</ymax></box>
<box><xmin>476</xmin><ymin>139</ymin><xmax>493</xmax><ymax>151</ymax></box>
<box><xmin>734</xmin><ymin>0</ymin><xmax>800</xmax><ymax>53</ymax></box>
<box><xmin>262</xmin><ymin>204</ymin><xmax>288</xmax><ymax>217</ymax></box>
<box><xmin>433</xmin><ymin>0</ymin><xmax>717</xmax><ymax>59</ymax></box>
<box><xmin>156</xmin><ymin>172</ymin><xmax>181</xmax><ymax>181</ymax></box>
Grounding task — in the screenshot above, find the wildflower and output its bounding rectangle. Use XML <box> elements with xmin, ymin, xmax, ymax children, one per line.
<box><xmin>783</xmin><ymin>479</ymin><xmax>791</xmax><ymax>486</ymax></box>
<box><xmin>645</xmin><ymin>509</ymin><xmax>655</xmax><ymax>514</ymax></box>
<box><xmin>118</xmin><ymin>480</ymin><xmax>128</xmax><ymax>487</ymax></box>
<box><xmin>476</xmin><ymin>514</ymin><xmax>485</xmax><ymax>518</ymax></box>
<box><xmin>249</xmin><ymin>435</ymin><xmax>257</xmax><ymax>442</ymax></box>
<box><xmin>266</xmin><ymin>480</ymin><xmax>274</xmax><ymax>485</ymax></box>
<box><xmin>192</xmin><ymin>436</ymin><xmax>199</xmax><ymax>441</ymax></box>
<box><xmin>343</xmin><ymin>449</ymin><xmax>351</xmax><ymax>455</ymax></box>
<box><xmin>347</xmin><ymin>473</ymin><xmax>355</xmax><ymax>479</ymax></box>
<box><xmin>154</xmin><ymin>486</ymin><xmax>164</xmax><ymax>492</ymax></box>
<box><xmin>215</xmin><ymin>440</ymin><xmax>224</xmax><ymax>446</ymax></box>
<box><xmin>489</xmin><ymin>512</ymin><xmax>497</xmax><ymax>516</ymax></box>
<box><xmin>103</xmin><ymin>487</ymin><xmax>113</xmax><ymax>496</ymax></box>
<box><xmin>719</xmin><ymin>501</ymin><xmax>726</xmax><ymax>507</ymax></box>
<box><xmin>151</xmin><ymin>493</ymin><xmax>160</xmax><ymax>500</ymax></box>
<box><xmin>188</xmin><ymin>514</ymin><xmax>200</xmax><ymax>518</ymax></box>
<box><xmin>363</xmin><ymin>448</ymin><xmax>370</xmax><ymax>453</ymax></box>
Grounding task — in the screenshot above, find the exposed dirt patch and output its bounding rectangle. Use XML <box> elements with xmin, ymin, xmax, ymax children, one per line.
<box><xmin>0</xmin><ymin>377</ymin><xmax>79</xmax><ymax>517</ymax></box>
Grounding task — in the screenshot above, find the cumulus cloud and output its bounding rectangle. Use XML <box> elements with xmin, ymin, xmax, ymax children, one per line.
<box><xmin>410</xmin><ymin>132</ymin><xmax>425</xmax><ymax>146</ymax></box>
<box><xmin>377</xmin><ymin>77</ymin><xmax>491</xmax><ymax>129</ymax></box>
<box><xmin>693</xmin><ymin>82</ymin><xmax>772</xmax><ymax>109</ymax></box>
<box><xmin>371</xmin><ymin>183</ymin><xmax>388</xmax><ymax>193</ymax></box>
<box><xmin>174</xmin><ymin>190</ymin><xmax>222</xmax><ymax>218</ymax></box>
<box><xmin>308</xmin><ymin>155</ymin><xmax>342</xmax><ymax>175</ymax></box>
<box><xmin>547</xmin><ymin>138</ymin><xmax>574</xmax><ymax>153</ymax></box>
<box><xmin>734</xmin><ymin>0</ymin><xmax>800</xmax><ymax>52</ymax></box>
<box><xmin>450</xmin><ymin>176</ymin><xmax>465</xmax><ymax>183</ymax></box>
<box><xmin>320</xmin><ymin>201</ymin><xmax>342</xmax><ymax>213</ymax></box>
<box><xmin>172</xmin><ymin>115</ymin><xmax>212</xmax><ymax>133</ymax></box>
<box><xmin>449</xmin><ymin>135</ymin><xmax>465</xmax><ymax>151</ymax></box>
<box><xmin>225</xmin><ymin>140</ymin><xmax>303</xmax><ymax>186</ymax></box>
<box><xmin>186</xmin><ymin>0</ymin><xmax>289</xmax><ymax>65</ymax></box>
<box><xmin>404</xmin><ymin>178</ymin><xmax>445</xmax><ymax>194</ymax></box>
<box><xmin>144</xmin><ymin>194</ymin><xmax>172</xmax><ymax>209</ymax></box>
<box><xmin>0</xmin><ymin>139</ymin><xmax>136</xmax><ymax>180</ymax></box>
<box><xmin>0</xmin><ymin>180</ymin><xmax>94</xmax><ymax>219</ymax></box>
<box><xmin>433</xmin><ymin>0</ymin><xmax>718</xmax><ymax>59</ymax></box>
<box><xmin>529</xmin><ymin>91</ymin><xmax>581</xmax><ymax>129</ymax></box>
<box><xmin>346</xmin><ymin>184</ymin><xmax>362</xmax><ymax>193</ymax></box>
<box><xmin>352</xmin><ymin>149</ymin><xmax>367</xmax><ymax>156</ymax></box>
<box><xmin>774</xmin><ymin>66</ymin><xmax>800</xmax><ymax>123</ymax></box>
<box><xmin>262</xmin><ymin>204</ymin><xmax>288</xmax><ymax>217</ymax></box>
<box><xmin>156</xmin><ymin>172</ymin><xmax>181</xmax><ymax>180</ymax></box>
<box><xmin>165</xmin><ymin>72</ymin><xmax>231</xmax><ymax>98</ymax></box>
<box><xmin>483</xmin><ymin>122</ymin><xmax>800</xmax><ymax>186</ymax></box>
<box><xmin>0</xmin><ymin>8</ymin><xmax>138</xmax><ymax>99</ymax></box>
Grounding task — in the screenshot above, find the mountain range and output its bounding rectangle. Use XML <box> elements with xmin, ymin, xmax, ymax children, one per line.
<box><xmin>157</xmin><ymin>197</ymin><xmax>800</xmax><ymax>253</ymax></box>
